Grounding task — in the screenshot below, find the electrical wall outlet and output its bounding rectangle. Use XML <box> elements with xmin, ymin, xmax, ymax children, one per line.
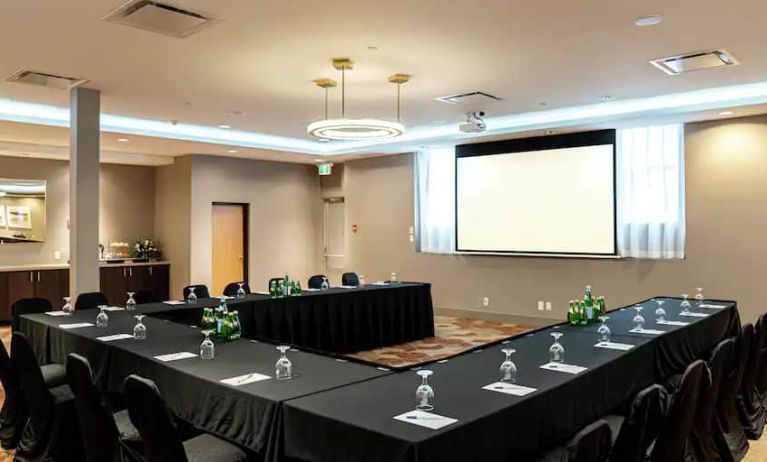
<box><xmin>538</xmin><ymin>300</ymin><xmax>545</xmax><ymax>311</ymax></box>
<box><xmin>545</xmin><ymin>301</ymin><xmax>552</xmax><ymax>311</ymax></box>
<box><xmin>483</xmin><ymin>297</ymin><xmax>489</xmax><ymax>307</ymax></box>
<box><xmin>54</xmin><ymin>250</ymin><xmax>61</xmax><ymax>260</ymax></box>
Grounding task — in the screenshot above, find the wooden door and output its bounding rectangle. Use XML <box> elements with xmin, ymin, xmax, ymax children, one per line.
<box><xmin>7</xmin><ymin>271</ymin><xmax>36</xmax><ymax>310</ymax></box>
<box><xmin>148</xmin><ymin>265</ymin><xmax>170</xmax><ymax>301</ymax></box>
<box><xmin>35</xmin><ymin>270</ymin><xmax>68</xmax><ymax>309</ymax></box>
<box><xmin>212</xmin><ymin>203</ymin><xmax>247</xmax><ymax>296</ymax></box>
<box><xmin>0</xmin><ymin>272</ymin><xmax>9</xmax><ymax>322</ymax></box>
<box><xmin>127</xmin><ymin>266</ymin><xmax>152</xmax><ymax>293</ymax></box>
<box><xmin>100</xmin><ymin>266</ymin><xmax>128</xmax><ymax>306</ymax></box>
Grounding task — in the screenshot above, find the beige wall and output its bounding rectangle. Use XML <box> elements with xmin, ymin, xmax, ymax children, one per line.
<box><xmin>338</xmin><ymin>115</ymin><xmax>767</xmax><ymax>323</ymax></box>
<box><xmin>154</xmin><ymin>156</ymin><xmax>192</xmax><ymax>298</ymax></box>
<box><xmin>0</xmin><ymin>156</ymin><xmax>156</xmax><ymax>266</ymax></box>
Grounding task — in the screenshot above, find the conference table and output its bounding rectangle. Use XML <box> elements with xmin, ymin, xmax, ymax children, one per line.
<box><xmin>18</xmin><ymin>294</ymin><xmax>739</xmax><ymax>461</ymax></box>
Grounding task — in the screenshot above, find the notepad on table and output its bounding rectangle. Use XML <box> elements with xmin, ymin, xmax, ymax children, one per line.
<box><xmin>482</xmin><ymin>382</ymin><xmax>537</xmax><ymax>396</ymax></box>
<box><xmin>45</xmin><ymin>311</ymin><xmax>71</xmax><ymax>317</ymax></box>
<box><xmin>657</xmin><ymin>320</ymin><xmax>690</xmax><ymax>326</ymax></box>
<box><xmin>679</xmin><ymin>312</ymin><xmax>709</xmax><ymax>318</ymax></box>
<box><xmin>540</xmin><ymin>362</ymin><xmax>587</xmax><ymax>375</ymax></box>
<box><xmin>163</xmin><ymin>300</ymin><xmax>185</xmax><ymax>305</ymax></box>
<box><xmin>629</xmin><ymin>328</ymin><xmax>666</xmax><ymax>335</ymax></box>
<box><xmin>59</xmin><ymin>322</ymin><xmax>94</xmax><ymax>329</ymax></box>
<box><xmin>594</xmin><ymin>341</ymin><xmax>635</xmax><ymax>351</ymax></box>
<box><xmin>220</xmin><ymin>373</ymin><xmax>271</xmax><ymax>386</ymax></box>
<box><xmin>394</xmin><ymin>410</ymin><xmax>457</xmax><ymax>430</ymax></box>
<box><xmin>97</xmin><ymin>333</ymin><xmax>134</xmax><ymax>342</ymax></box>
<box><xmin>102</xmin><ymin>306</ymin><xmax>125</xmax><ymax>312</ymax></box>
<box><xmin>154</xmin><ymin>352</ymin><xmax>197</xmax><ymax>362</ymax></box>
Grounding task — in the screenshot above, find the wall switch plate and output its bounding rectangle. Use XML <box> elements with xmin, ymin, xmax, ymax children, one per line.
<box><xmin>409</xmin><ymin>226</ymin><xmax>414</xmax><ymax>234</ymax></box>
<box><xmin>538</xmin><ymin>301</ymin><xmax>545</xmax><ymax>311</ymax></box>
<box><xmin>54</xmin><ymin>250</ymin><xmax>62</xmax><ymax>260</ymax></box>
<box><xmin>545</xmin><ymin>301</ymin><xmax>552</xmax><ymax>311</ymax></box>
<box><xmin>483</xmin><ymin>297</ymin><xmax>489</xmax><ymax>306</ymax></box>
<box><xmin>409</xmin><ymin>235</ymin><xmax>414</xmax><ymax>243</ymax></box>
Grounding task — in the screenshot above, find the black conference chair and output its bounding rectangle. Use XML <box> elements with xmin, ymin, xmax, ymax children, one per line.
<box><xmin>714</xmin><ymin>325</ymin><xmax>751</xmax><ymax>461</ymax></box>
<box><xmin>651</xmin><ymin>360</ymin><xmax>708</xmax><ymax>462</ymax></box>
<box><xmin>342</xmin><ymin>272</ymin><xmax>360</xmax><ymax>286</ymax></box>
<box><xmin>182</xmin><ymin>284</ymin><xmax>210</xmax><ymax>300</ymax></box>
<box><xmin>737</xmin><ymin>317</ymin><xmax>766</xmax><ymax>440</ymax></box>
<box><xmin>135</xmin><ymin>289</ymin><xmax>162</xmax><ymax>305</ymax></box>
<box><xmin>604</xmin><ymin>384</ymin><xmax>668</xmax><ymax>462</ymax></box>
<box><xmin>124</xmin><ymin>375</ymin><xmax>247</xmax><ymax>462</ymax></box>
<box><xmin>11</xmin><ymin>297</ymin><xmax>53</xmax><ymax>331</ymax></box>
<box><xmin>223</xmin><ymin>282</ymin><xmax>251</xmax><ymax>297</ymax></box>
<box><xmin>689</xmin><ymin>338</ymin><xmax>736</xmax><ymax>462</ymax></box>
<box><xmin>538</xmin><ymin>419</ymin><xmax>612</xmax><ymax>462</ymax></box>
<box><xmin>754</xmin><ymin>314</ymin><xmax>767</xmax><ymax>405</ymax></box>
<box><xmin>66</xmin><ymin>354</ymin><xmax>143</xmax><ymax>462</ymax></box>
<box><xmin>307</xmin><ymin>274</ymin><xmax>327</xmax><ymax>289</ymax></box>
<box><xmin>75</xmin><ymin>292</ymin><xmax>109</xmax><ymax>310</ymax></box>
<box><xmin>11</xmin><ymin>332</ymin><xmax>84</xmax><ymax>461</ymax></box>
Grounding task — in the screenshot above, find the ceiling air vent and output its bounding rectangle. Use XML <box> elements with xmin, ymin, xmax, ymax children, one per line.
<box><xmin>103</xmin><ymin>0</ymin><xmax>215</xmax><ymax>38</ymax></box>
<box><xmin>650</xmin><ymin>49</ymin><xmax>739</xmax><ymax>75</ymax></box>
<box><xmin>436</xmin><ymin>91</ymin><xmax>502</xmax><ymax>106</ymax></box>
<box><xmin>6</xmin><ymin>70</ymin><xmax>88</xmax><ymax>89</ymax></box>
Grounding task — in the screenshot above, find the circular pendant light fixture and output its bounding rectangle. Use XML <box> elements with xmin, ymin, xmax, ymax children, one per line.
<box><xmin>308</xmin><ymin>58</ymin><xmax>409</xmax><ymax>141</ymax></box>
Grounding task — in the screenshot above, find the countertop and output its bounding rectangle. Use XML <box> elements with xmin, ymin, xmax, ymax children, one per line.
<box><xmin>0</xmin><ymin>260</ymin><xmax>170</xmax><ymax>272</ymax></box>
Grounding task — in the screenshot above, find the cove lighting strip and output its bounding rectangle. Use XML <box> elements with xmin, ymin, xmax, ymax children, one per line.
<box><xmin>3</xmin><ymin>80</ymin><xmax>767</xmax><ymax>156</ymax></box>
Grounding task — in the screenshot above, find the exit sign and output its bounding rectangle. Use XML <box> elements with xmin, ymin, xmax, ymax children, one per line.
<box><xmin>318</xmin><ymin>163</ymin><xmax>333</xmax><ymax>176</ymax></box>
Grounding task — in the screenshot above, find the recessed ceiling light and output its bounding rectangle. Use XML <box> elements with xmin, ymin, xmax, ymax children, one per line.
<box><xmin>117</xmin><ymin>138</ymin><xmax>129</xmax><ymax>142</ymax></box>
<box><xmin>539</xmin><ymin>102</ymin><xmax>548</xmax><ymax>107</ymax></box>
<box><xmin>314</xmin><ymin>158</ymin><xmax>324</xmax><ymax>162</ymax></box>
<box><xmin>600</xmin><ymin>95</ymin><xmax>614</xmax><ymax>102</ymax></box>
<box><xmin>367</xmin><ymin>46</ymin><xmax>378</xmax><ymax>51</ymax></box>
<box><xmin>718</xmin><ymin>110</ymin><xmax>734</xmax><ymax>116</ymax></box>
<box><xmin>545</xmin><ymin>130</ymin><xmax>556</xmax><ymax>135</ymax></box>
<box><xmin>317</xmin><ymin>138</ymin><xmax>330</xmax><ymax>142</ymax></box>
<box><xmin>227</xmin><ymin>149</ymin><xmax>238</xmax><ymax>153</ymax></box>
<box><xmin>634</xmin><ymin>15</ymin><xmax>662</xmax><ymax>27</ymax></box>
<box><xmin>218</xmin><ymin>124</ymin><xmax>231</xmax><ymax>129</ymax></box>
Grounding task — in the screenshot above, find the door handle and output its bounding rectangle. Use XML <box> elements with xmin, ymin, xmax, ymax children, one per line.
<box><xmin>123</xmin><ymin>267</ymin><xmax>127</xmax><ymax>278</ymax></box>
<box><xmin>29</xmin><ymin>272</ymin><xmax>33</xmax><ymax>283</ymax></box>
<box><xmin>37</xmin><ymin>271</ymin><xmax>40</xmax><ymax>282</ymax></box>
<box><xmin>149</xmin><ymin>266</ymin><xmax>153</xmax><ymax>276</ymax></box>
<box><xmin>129</xmin><ymin>267</ymin><xmax>133</xmax><ymax>277</ymax></box>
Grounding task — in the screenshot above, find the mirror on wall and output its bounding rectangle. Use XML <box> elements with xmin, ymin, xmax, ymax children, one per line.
<box><xmin>0</xmin><ymin>178</ymin><xmax>46</xmax><ymax>243</ymax></box>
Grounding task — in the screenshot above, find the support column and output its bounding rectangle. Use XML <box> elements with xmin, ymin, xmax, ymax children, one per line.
<box><xmin>69</xmin><ymin>87</ymin><xmax>101</xmax><ymax>298</ymax></box>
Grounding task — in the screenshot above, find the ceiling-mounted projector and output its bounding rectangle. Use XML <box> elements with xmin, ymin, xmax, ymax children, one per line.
<box><xmin>459</xmin><ymin>111</ymin><xmax>486</xmax><ymax>133</ymax></box>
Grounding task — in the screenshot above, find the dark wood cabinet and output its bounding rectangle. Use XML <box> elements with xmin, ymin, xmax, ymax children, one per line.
<box><xmin>1</xmin><ymin>264</ymin><xmax>170</xmax><ymax>320</ymax></box>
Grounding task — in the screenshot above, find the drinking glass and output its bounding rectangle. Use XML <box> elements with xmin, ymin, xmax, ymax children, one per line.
<box><xmin>96</xmin><ymin>306</ymin><xmax>109</xmax><ymax>328</ymax></box>
<box><xmin>187</xmin><ymin>287</ymin><xmax>197</xmax><ymax>304</ymax></box>
<box><xmin>126</xmin><ymin>292</ymin><xmax>137</xmax><ymax>311</ymax></box>
<box><xmin>62</xmin><ymin>296</ymin><xmax>73</xmax><ymax>314</ymax></box>
<box><xmin>680</xmin><ymin>294</ymin><xmax>691</xmax><ymax>314</ymax></box>
<box><xmin>276</xmin><ymin>346</ymin><xmax>293</xmax><ymax>380</ymax></box>
<box><xmin>695</xmin><ymin>287</ymin><xmax>705</xmax><ymax>303</ymax></box>
<box><xmin>320</xmin><ymin>277</ymin><xmax>330</xmax><ymax>291</ymax></box>
<box><xmin>390</xmin><ymin>272</ymin><xmax>398</xmax><ymax>284</ymax></box>
<box><xmin>133</xmin><ymin>315</ymin><xmax>146</xmax><ymax>340</ymax></box>
<box><xmin>597</xmin><ymin>316</ymin><xmax>611</xmax><ymax>343</ymax></box>
<box><xmin>500</xmin><ymin>348</ymin><xmax>517</xmax><ymax>383</ymax></box>
<box><xmin>655</xmin><ymin>300</ymin><xmax>666</xmax><ymax>323</ymax></box>
<box><xmin>236</xmin><ymin>283</ymin><xmax>246</xmax><ymax>299</ymax></box>
<box><xmin>200</xmin><ymin>332</ymin><xmax>215</xmax><ymax>359</ymax></box>
<box><xmin>633</xmin><ymin>305</ymin><xmax>645</xmax><ymax>330</ymax></box>
<box><xmin>549</xmin><ymin>332</ymin><xmax>565</xmax><ymax>363</ymax></box>
<box><xmin>415</xmin><ymin>370</ymin><xmax>435</xmax><ymax>411</ymax></box>
<box><xmin>359</xmin><ymin>274</ymin><xmax>366</xmax><ymax>286</ymax></box>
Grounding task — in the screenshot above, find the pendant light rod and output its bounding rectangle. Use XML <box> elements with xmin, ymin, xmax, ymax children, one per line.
<box><xmin>388</xmin><ymin>74</ymin><xmax>411</xmax><ymax>123</ymax></box>
<box><xmin>313</xmin><ymin>78</ymin><xmax>337</xmax><ymax>120</ymax></box>
<box><xmin>332</xmin><ymin>58</ymin><xmax>354</xmax><ymax>119</ymax></box>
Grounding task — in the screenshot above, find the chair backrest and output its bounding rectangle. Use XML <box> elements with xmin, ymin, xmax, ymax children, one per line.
<box><xmin>757</xmin><ymin>314</ymin><xmax>767</xmax><ymax>395</ymax></box>
<box><xmin>10</xmin><ymin>332</ymin><xmax>54</xmax><ymax>425</ymax></box>
<box><xmin>652</xmin><ymin>360</ymin><xmax>709</xmax><ymax>461</ymax></box>
<box><xmin>611</xmin><ymin>384</ymin><xmax>668</xmax><ymax>462</ymax></box>
<box><xmin>342</xmin><ymin>272</ymin><xmax>360</xmax><ymax>286</ymax></box>
<box><xmin>124</xmin><ymin>375</ymin><xmax>188</xmax><ymax>462</ymax></box>
<box><xmin>0</xmin><ymin>339</ymin><xmax>26</xmax><ymax>447</ymax></box>
<box><xmin>223</xmin><ymin>282</ymin><xmax>251</xmax><ymax>297</ymax></box>
<box><xmin>566</xmin><ymin>419</ymin><xmax>612</xmax><ymax>462</ymax></box>
<box><xmin>308</xmin><ymin>274</ymin><xmax>327</xmax><ymax>289</ymax></box>
<box><xmin>182</xmin><ymin>284</ymin><xmax>209</xmax><ymax>300</ymax></box>
<box><xmin>66</xmin><ymin>354</ymin><xmax>121</xmax><ymax>462</ymax></box>
<box><xmin>75</xmin><ymin>292</ymin><xmax>109</xmax><ymax>310</ymax></box>
<box><xmin>11</xmin><ymin>297</ymin><xmax>53</xmax><ymax>331</ymax></box>
<box><xmin>741</xmin><ymin>321</ymin><xmax>761</xmax><ymax>391</ymax></box>
<box><xmin>134</xmin><ymin>289</ymin><xmax>162</xmax><ymax>305</ymax></box>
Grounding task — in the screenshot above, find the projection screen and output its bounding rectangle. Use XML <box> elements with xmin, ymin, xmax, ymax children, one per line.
<box><xmin>455</xmin><ymin>130</ymin><xmax>617</xmax><ymax>256</ymax></box>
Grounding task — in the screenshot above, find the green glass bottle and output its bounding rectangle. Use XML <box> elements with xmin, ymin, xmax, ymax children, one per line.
<box><xmin>231</xmin><ymin>311</ymin><xmax>241</xmax><ymax>340</ymax></box>
<box><xmin>295</xmin><ymin>281</ymin><xmax>302</xmax><ymax>295</ymax></box>
<box><xmin>584</xmin><ymin>285</ymin><xmax>594</xmax><ymax>323</ymax></box>
<box><xmin>269</xmin><ymin>280</ymin><xmax>276</xmax><ymax>297</ymax></box>
<box><xmin>579</xmin><ymin>300</ymin><xmax>588</xmax><ymax>326</ymax></box>
<box><xmin>598</xmin><ymin>296</ymin><xmax>607</xmax><ymax>317</ymax></box>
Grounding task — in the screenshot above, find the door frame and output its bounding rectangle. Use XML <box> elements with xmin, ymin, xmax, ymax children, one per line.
<box><xmin>212</xmin><ymin>202</ymin><xmax>250</xmax><ymax>284</ymax></box>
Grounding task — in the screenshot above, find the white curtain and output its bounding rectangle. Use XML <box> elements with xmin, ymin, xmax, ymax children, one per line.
<box><xmin>616</xmin><ymin>124</ymin><xmax>686</xmax><ymax>259</ymax></box>
<box><xmin>414</xmin><ymin>147</ymin><xmax>456</xmax><ymax>254</ymax></box>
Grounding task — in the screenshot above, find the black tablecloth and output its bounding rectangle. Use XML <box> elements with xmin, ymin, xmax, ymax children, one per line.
<box><xmin>19</xmin><ymin>309</ymin><xmax>389</xmax><ymax>459</ymax></box>
<box><xmin>144</xmin><ymin>283</ymin><xmax>435</xmax><ymax>354</ymax></box>
<box><xmin>281</xmin><ymin>297</ymin><xmax>739</xmax><ymax>461</ymax></box>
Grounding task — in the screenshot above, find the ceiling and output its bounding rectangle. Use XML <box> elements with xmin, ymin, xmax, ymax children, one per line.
<box><xmin>0</xmin><ymin>0</ymin><xmax>766</xmax><ymax>164</ymax></box>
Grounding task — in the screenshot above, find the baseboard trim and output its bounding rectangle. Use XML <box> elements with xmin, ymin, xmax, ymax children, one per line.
<box><xmin>434</xmin><ymin>306</ymin><xmax>557</xmax><ymax>327</ymax></box>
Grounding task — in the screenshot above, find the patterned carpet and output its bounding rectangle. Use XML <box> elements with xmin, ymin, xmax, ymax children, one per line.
<box><xmin>346</xmin><ymin>315</ymin><xmax>534</xmax><ymax>368</ymax></box>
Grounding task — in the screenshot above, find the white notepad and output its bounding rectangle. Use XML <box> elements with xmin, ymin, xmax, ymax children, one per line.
<box><xmin>59</xmin><ymin>322</ymin><xmax>94</xmax><ymax>329</ymax></box>
<box><xmin>303</xmin><ymin>288</ymin><xmax>320</xmax><ymax>292</ymax></box>
<box><xmin>338</xmin><ymin>285</ymin><xmax>357</xmax><ymax>289</ymax></box>
<box><xmin>594</xmin><ymin>341</ymin><xmax>635</xmax><ymax>351</ymax></box>
<box><xmin>679</xmin><ymin>312</ymin><xmax>709</xmax><ymax>318</ymax></box>
<box><xmin>699</xmin><ymin>303</ymin><xmax>727</xmax><ymax>309</ymax></box>
<box><xmin>102</xmin><ymin>306</ymin><xmax>125</xmax><ymax>312</ymax></box>
<box><xmin>220</xmin><ymin>372</ymin><xmax>271</xmax><ymax>386</ymax></box>
<box><xmin>394</xmin><ymin>410</ymin><xmax>457</xmax><ymax>430</ymax></box>
<box><xmin>97</xmin><ymin>333</ymin><xmax>134</xmax><ymax>342</ymax></box>
<box><xmin>154</xmin><ymin>352</ymin><xmax>197</xmax><ymax>362</ymax></box>
<box><xmin>657</xmin><ymin>320</ymin><xmax>690</xmax><ymax>326</ymax></box>
<box><xmin>629</xmin><ymin>328</ymin><xmax>666</xmax><ymax>335</ymax></box>
<box><xmin>163</xmin><ymin>300</ymin><xmax>185</xmax><ymax>305</ymax></box>
<box><xmin>482</xmin><ymin>382</ymin><xmax>537</xmax><ymax>396</ymax></box>
<box><xmin>540</xmin><ymin>362</ymin><xmax>587</xmax><ymax>374</ymax></box>
<box><xmin>45</xmin><ymin>311</ymin><xmax>71</xmax><ymax>317</ymax></box>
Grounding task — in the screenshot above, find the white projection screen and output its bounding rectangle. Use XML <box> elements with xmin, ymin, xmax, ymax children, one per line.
<box><xmin>455</xmin><ymin>130</ymin><xmax>617</xmax><ymax>256</ymax></box>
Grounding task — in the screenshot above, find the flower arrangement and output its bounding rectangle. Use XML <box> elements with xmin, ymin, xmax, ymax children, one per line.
<box><xmin>132</xmin><ymin>238</ymin><xmax>161</xmax><ymax>260</ymax></box>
